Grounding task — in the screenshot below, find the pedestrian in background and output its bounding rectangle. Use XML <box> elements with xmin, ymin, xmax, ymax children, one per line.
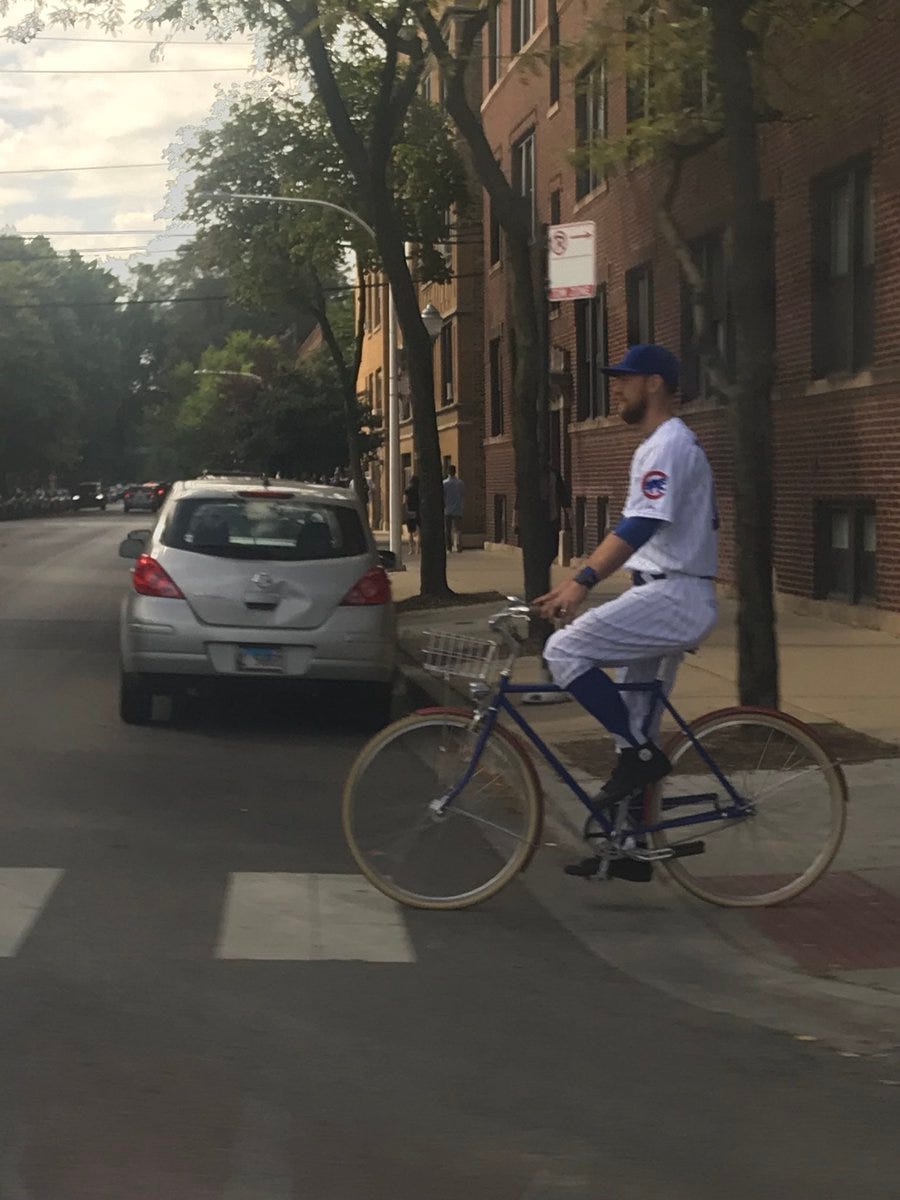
<box><xmin>403</xmin><ymin>474</ymin><xmax>420</xmax><ymax>556</ymax></box>
<box><xmin>442</xmin><ymin>464</ymin><xmax>465</xmax><ymax>553</ymax></box>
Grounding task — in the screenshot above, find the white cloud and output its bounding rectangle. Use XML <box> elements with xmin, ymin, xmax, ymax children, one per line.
<box><xmin>0</xmin><ymin>2</ymin><xmax>275</xmax><ymax>263</ymax></box>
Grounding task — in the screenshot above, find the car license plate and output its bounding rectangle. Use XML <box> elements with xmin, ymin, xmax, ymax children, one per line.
<box><xmin>236</xmin><ymin>645</ymin><xmax>284</xmax><ymax>673</ymax></box>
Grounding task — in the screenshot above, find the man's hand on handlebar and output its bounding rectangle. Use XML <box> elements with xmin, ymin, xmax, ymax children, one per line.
<box><xmin>533</xmin><ymin>578</ymin><xmax>588</xmax><ymax>623</ymax></box>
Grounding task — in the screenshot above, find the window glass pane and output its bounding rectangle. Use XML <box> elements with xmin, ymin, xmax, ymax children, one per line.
<box><xmin>831</xmin><ymin>510</ymin><xmax>851</xmax><ymax>550</ymax></box>
<box><xmin>166</xmin><ymin>499</ymin><xmax>366</xmax><ymax>561</ymax></box>
<box><xmin>830</xmin><ymin>176</ymin><xmax>852</xmax><ymax>277</ymax></box>
<box><xmin>863</xmin><ymin>510</ymin><xmax>876</xmax><ymax>553</ymax></box>
<box><xmin>860</xmin><ymin>168</ymin><xmax>874</xmax><ymax>267</ymax></box>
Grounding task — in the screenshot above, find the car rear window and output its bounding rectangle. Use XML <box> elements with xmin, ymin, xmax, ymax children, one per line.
<box><xmin>161</xmin><ymin>497</ymin><xmax>367</xmax><ymax>561</ymax></box>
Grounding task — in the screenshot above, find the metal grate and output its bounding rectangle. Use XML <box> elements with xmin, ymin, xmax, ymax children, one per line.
<box><xmin>422</xmin><ymin>630</ymin><xmax>501</xmax><ymax>682</ymax></box>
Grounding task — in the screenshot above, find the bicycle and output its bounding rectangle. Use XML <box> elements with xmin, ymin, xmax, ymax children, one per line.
<box><xmin>342</xmin><ymin>599</ymin><xmax>848</xmax><ymax>911</ymax></box>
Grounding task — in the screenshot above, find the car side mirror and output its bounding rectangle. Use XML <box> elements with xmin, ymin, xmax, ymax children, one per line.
<box><xmin>119</xmin><ymin>530</ymin><xmax>151</xmax><ymax>559</ymax></box>
<box><xmin>378</xmin><ymin>548</ymin><xmax>398</xmax><ymax>571</ymax></box>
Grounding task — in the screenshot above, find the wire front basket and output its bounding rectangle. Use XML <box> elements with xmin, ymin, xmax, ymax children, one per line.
<box><xmin>422</xmin><ymin>629</ymin><xmax>501</xmax><ymax>683</ymax></box>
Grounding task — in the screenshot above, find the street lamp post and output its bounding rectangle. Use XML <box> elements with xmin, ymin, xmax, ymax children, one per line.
<box><xmin>197</xmin><ymin>191</ymin><xmax>403</xmax><ymax>566</ymax></box>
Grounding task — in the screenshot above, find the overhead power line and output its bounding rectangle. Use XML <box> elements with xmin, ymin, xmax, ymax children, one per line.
<box><xmin>14</xmin><ymin>229</ymin><xmax>190</xmax><ymax>236</ymax></box>
<box><xmin>32</xmin><ymin>36</ymin><xmax>256</xmax><ymax>45</ymax></box>
<box><xmin>0</xmin><ymin>65</ymin><xmax>255</xmax><ymax>73</ymax></box>
<box><xmin>0</xmin><ymin>162</ymin><xmax>167</xmax><ymax>175</ymax></box>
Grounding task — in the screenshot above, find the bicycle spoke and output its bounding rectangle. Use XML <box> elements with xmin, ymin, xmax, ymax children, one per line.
<box><xmin>651</xmin><ymin>714</ymin><xmax>845</xmax><ymax>906</ymax></box>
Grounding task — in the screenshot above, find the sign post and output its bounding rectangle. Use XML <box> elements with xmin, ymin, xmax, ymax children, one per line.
<box><xmin>547</xmin><ymin>222</ymin><xmax>597</xmax><ymax>301</ymax></box>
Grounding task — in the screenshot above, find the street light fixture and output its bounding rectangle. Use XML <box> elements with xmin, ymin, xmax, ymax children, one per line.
<box><xmin>196</xmin><ymin>190</ymin><xmax>404</xmax><ymax>567</ymax></box>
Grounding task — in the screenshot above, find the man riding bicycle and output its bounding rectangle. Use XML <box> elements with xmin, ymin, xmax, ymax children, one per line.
<box><xmin>535</xmin><ymin>345</ymin><xmax>719</xmax><ymax>878</ymax></box>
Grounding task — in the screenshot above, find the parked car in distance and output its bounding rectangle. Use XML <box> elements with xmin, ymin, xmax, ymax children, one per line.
<box><xmin>123</xmin><ymin>481</ymin><xmax>170</xmax><ymax>513</ymax></box>
<box><xmin>117</xmin><ymin>476</ymin><xmax>396</xmax><ymax>727</ymax></box>
<box><xmin>72</xmin><ymin>482</ymin><xmax>107</xmax><ymax>511</ymax></box>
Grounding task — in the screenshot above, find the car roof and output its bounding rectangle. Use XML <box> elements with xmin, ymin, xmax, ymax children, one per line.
<box><xmin>173</xmin><ymin>476</ymin><xmax>358</xmax><ymax>506</ymax></box>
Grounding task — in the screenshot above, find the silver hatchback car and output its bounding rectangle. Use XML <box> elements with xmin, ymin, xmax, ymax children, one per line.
<box><xmin>118</xmin><ymin>476</ymin><xmax>396</xmax><ymax>726</ymax></box>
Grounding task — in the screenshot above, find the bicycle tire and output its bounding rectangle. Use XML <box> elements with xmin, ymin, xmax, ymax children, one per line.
<box><xmin>342</xmin><ymin>708</ymin><xmax>543</xmax><ymax>910</ymax></box>
<box><xmin>647</xmin><ymin>707</ymin><xmax>847</xmax><ymax>907</ymax></box>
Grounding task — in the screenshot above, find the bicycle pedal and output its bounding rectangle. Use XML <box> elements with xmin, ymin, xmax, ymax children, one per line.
<box><xmin>670</xmin><ymin>840</ymin><xmax>705</xmax><ymax>859</ymax></box>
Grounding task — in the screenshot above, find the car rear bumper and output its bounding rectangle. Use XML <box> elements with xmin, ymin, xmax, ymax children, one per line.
<box><xmin>120</xmin><ymin>597</ymin><xmax>396</xmax><ymax>682</ymax></box>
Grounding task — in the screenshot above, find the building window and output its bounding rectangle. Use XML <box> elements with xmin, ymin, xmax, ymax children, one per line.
<box><xmin>680</xmin><ymin>231</ymin><xmax>734</xmax><ymax>402</ymax></box>
<box><xmin>489</xmin><ymin>336</ymin><xmax>504</xmax><ymax>436</ymax></box>
<box><xmin>373</xmin><ymin>367</ymin><xmax>383</xmax><ymax>417</ymax></box>
<box><xmin>574</xmin><ymin>496</ymin><xmax>586</xmax><ymax>557</ymax></box>
<box><xmin>493</xmin><ymin>494</ymin><xmax>508</xmax><ymax>543</ymax></box>
<box><xmin>512</xmin><ymin>130</ymin><xmax>536</xmax><ymax>239</ymax></box>
<box><xmin>596</xmin><ymin>496</ymin><xmax>609</xmax><ymax>544</ymax></box>
<box><xmin>626</xmin><ymin>263</ymin><xmax>654</xmax><ymax>344</ymax></box>
<box><xmin>488</xmin><ymin>4</ymin><xmax>501</xmax><ymax>89</ymax></box>
<box><xmin>815</xmin><ymin>500</ymin><xmax>876</xmax><ymax>604</ymax></box>
<box><xmin>812</xmin><ymin>157</ymin><xmax>874</xmax><ymax>378</ymax></box>
<box><xmin>371</xmin><ymin>276</ymin><xmax>382</xmax><ymax>330</ymax></box>
<box><xmin>549</xmin><ymin>190</ymin><xmax>562</xmax><ymax>318</ymax></box>
<box><xmin>575</xmin><ymin>61</ymin><xmax>607</xmax><ymax>200</ymax></box>
<box><xmin>489</xmin><ymin>195</ymin><xmax>504</xmax><ymax>266</ymax></box>
<box><xmin>511</xmin><ymin>0</ymin><xmax>535</xmax><ymax>55</ymax></box>
<box><xmin>626</xmin><ymin>4</ymin><xmax>654</xmax><ymax>125</ymax></box>
<box><xmin>440</xmin><ymin>321</ymin><xmax>454</xmax><ymax>406</ymax></box>
<box><xmin>575</xmin><ymin>287</ymin><xmax>609</xmax><ymax>420</ymax></box>
<box><xmin>548</xmin><ymin>0</ymin><xmax>560</xmax><ymax>105</ymax></box>
<box><xmin>420</xmin><ymin>73</ymin><xmax>432</xmax><ymax>103</ymax></box>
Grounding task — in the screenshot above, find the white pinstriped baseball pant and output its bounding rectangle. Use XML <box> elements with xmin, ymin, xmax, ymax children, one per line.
<box><xmin>543</xmin><ymin>575</ymin><xmax>718</xmax><ymax>748</ymax></box>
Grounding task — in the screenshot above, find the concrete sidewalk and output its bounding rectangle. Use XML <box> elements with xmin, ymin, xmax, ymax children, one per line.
<box><xmin>387</xmin><ymin>545</ymin><xmax>900</xmax><ymax>1037</ymax></box>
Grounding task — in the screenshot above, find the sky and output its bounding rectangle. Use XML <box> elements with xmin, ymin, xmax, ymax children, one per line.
<box><xmin>0</xmin><ymin>4</ymin><xmax>268</xmax><ymax>279</ymax></box>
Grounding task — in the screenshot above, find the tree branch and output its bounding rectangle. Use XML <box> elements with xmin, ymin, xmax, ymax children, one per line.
<box><xmin>655</xmin><ymin>156</ymin><xmax>735</xmax><ymax>400</ymax></box>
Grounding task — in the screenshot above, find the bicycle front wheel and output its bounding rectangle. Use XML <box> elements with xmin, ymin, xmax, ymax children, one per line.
<box><xmin>648</xmin><ymin>708</ymin><xmax>847</xmax><ymax>907</ymax></box>
<box><xmin>342</xmin><ymin>709</ymin><xmax>542</xmax><ymax>910</ymax></box>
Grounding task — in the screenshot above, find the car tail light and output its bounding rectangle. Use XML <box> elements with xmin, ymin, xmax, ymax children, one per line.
<box><xmin>155</xmin><ymin>486</ymin><xmax>166</xmax><ymax>496</ymax></box>
<box><xmin>132</xmin><ymin>554</ymin><xmax>184</xmax><ymax>599</ymax></box>
<box><xmin>340</xmin><ymin>566</ymin><xmax>391</xmax><ymax>606</ymax></box>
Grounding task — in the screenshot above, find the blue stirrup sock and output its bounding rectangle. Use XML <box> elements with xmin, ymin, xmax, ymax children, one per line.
<box><xmin>567</xmin><ymin>668</ymin><xmax>639</xmax><ymax>747</ymax></box>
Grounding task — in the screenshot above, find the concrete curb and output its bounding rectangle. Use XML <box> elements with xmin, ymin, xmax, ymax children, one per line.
<box><xmin>395</xmin><ymin>645</ymin><xmax>900</xmax><ymax>1053</ymax></box>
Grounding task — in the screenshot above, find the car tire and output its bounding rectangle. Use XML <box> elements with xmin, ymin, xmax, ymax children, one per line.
<box><xmin>120</xmin><ymin>672</ymin><xmax>153</xmax><ymax>725</ymax></box>
<box><xmin>347</xmin><ymin>681</ymin><xmax>394</xmax><ymax>732</ymax></box>
<box><xmin>100</xmin><ymin>503</ymin><xmax>107</xmax><ymax>511</ymax></box>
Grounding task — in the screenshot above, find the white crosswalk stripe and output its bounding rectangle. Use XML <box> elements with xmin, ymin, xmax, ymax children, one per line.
<box><xmin>0</xmin><ymin>868</ymin><xmax>63</xmax><ymax>956</ymax></box>
<box><xmin>215</xmin><ymin>872</ymin><xmax>416</xmax><ymax>963</ymax></box>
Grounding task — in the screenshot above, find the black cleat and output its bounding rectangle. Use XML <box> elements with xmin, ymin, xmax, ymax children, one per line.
<box><xmin>597</xmin><ymin>743</ymin><xmax>670</xmax><ymax>807</ymax></box>
<box><xmin>564</xmin><ymin>856</ymin><xmax>603</xmax><ymax>878</ymax></box>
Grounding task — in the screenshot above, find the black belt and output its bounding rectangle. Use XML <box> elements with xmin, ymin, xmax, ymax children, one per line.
<box><xmin>631</xmin><ymin>571</ymin><xmax>714</xmax><ymax>587</ymax></box>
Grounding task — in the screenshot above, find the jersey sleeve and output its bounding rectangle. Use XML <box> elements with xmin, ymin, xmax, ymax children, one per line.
<box><xmin>622</xmin><ymin>438</ymin><xmax>681</xmax><ymax>522</ymax></box>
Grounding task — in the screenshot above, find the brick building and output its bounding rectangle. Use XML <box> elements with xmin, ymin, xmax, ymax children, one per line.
<box><xmin>481</xmin><ymin>0</ymin><xmax>900</xmax><ymax>631</ymax></box>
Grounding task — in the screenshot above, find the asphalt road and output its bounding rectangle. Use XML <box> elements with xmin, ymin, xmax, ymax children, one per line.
<box><xmin>0</xmin><ymin>512</ymin><xmax>896</xmax><ymax>1199</ymax></box>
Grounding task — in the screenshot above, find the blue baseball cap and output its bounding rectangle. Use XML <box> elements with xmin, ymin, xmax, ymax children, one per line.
<box><xmin>600</xmin><ymin>344</ymin><xmax>679</xmax><ymax>393</ymax></box>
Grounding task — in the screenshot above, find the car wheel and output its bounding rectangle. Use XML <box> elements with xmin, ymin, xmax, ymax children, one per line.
<box><xmin>347</xmin><ymin>681</ymin><xmax>394</xmax><ymax>732</ymax></box>
<box><xmin>100</xmin><ymin>503</ymin><xmax>107</xmax><ymax>511</ymax></box>
<box><xmin>120</xmin><ymin>672</ymin><xmax>154</xmax><ymax>725</ymax></box>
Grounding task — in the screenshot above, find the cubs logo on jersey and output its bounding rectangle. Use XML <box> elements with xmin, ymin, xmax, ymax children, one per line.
<box><xmin>641</xmin><ymin>469</ymin><xmax>668</xmax><ymax>500</ymax></box>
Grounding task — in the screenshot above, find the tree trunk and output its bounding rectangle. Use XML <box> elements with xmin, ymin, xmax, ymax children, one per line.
<box><xmin>374</xmin><ymin>217</ymin><xmax>449</xmax><ymax>596</ymax></box>
<box><xmin>414</xmin><ymin>3</ymin><xmax>551</xmax><ymax>602</ymax></box>
<box><xmin>710</xmin><ymin>0</ymin><xmax>779</xmax><ymax>707</ymax></box>
<box><xmin>295</xmin><ymin>2</ymin><xmax>448</xmax><ymax>595</ymax></box>
<box><xmin>507</xmin><ymin>235</ymin><xmax>551</xmax><ymax>603</ymax></box>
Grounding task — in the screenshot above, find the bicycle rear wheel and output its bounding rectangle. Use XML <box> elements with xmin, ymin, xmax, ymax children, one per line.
<box><xmin>342</xmin><ymin>709</ymin><xmax>542</xmax><ymax>910</ymax></box>
<box><xmin>647</xmin><ymin>708</ymin><xmax>847</xmax><ymax>907</ymax></box>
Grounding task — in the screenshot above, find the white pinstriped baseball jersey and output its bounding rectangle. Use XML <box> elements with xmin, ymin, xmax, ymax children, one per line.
<box><xmin>621</xmin><ymin>417</ymin><xmax>718</xmax><ymax>578</ymax></box>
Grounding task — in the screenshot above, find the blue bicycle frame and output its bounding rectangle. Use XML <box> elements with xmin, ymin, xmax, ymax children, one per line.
<box><xmin>436</xmin><ymin>674</ymin><xmax>750</xmax><ymax>838</ymax></box>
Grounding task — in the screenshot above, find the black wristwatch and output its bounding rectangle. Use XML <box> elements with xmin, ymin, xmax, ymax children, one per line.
<box><xmin>574</xmin><ymin>565</ymin><xmax>600</xmax><ymax>588</ymax></box>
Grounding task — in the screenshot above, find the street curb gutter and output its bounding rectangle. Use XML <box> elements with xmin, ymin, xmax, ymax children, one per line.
<box><xmin>396</xmin><ymin>645</ymin><xmax>900</xmax><ymax>1053</ymax></box>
